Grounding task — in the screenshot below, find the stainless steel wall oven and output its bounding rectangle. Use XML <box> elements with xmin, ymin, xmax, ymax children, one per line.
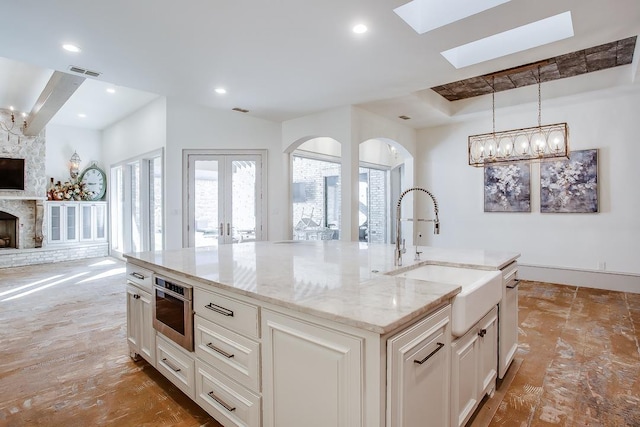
<box><xmin>152</xmin><ymin>275</ymin><xmax>194</xmax><ymax>351</ymax></box>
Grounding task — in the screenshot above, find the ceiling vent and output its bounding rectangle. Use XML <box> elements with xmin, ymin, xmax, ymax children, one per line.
<box><xmin>68</xmin><ymin>65</ymin><xmax>101</xmax><ymax>78</ymax></box>
<box><xmin>232</xmin><ymin>107</ymin><xmax>249</xmax><ymax>113</ymax></box>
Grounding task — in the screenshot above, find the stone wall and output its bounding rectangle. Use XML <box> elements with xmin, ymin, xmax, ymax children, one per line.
<box><xmin>0</xmin><ymin>109</ymin><xmax>46</xmax><ymax>249</ymax></box>
<box><xmin>0</xmin><ymin>243</ymin><xmax>109</xmax><ymax>268</ymax></box>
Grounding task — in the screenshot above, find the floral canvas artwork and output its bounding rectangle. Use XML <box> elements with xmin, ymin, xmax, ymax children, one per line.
<box><xmin>540</xmin><ymin>149</ymin><xmax>598</xmax><ymax>213</ymax></box>
<box><xmin>484</xmin><ymin>163</ymin><xmax>531</xmax><ymax>212</ymax></box>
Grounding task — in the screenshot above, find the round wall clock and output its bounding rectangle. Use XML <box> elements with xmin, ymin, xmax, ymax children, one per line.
<box><xmin>79</xmin><ymin>162</ymin><xmax>107</xmax><ymax>201</ymax></box>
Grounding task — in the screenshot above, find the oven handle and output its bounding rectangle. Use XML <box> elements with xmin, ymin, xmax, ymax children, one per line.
<box><xmin>205</xmin><ymin>302</ymin><xmax>234</xmax><ymax>317</ymax></box>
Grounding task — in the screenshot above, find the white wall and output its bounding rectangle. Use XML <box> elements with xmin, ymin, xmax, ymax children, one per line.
<box><xmin>417</xmin><ymin>86</ymin><xmax>640</xmax><ymax>278</ymax></box>
<box><xmin>164</xmin><ymin>99</ymin><xmax>283</xmax><ymax>249</ymax></box>
<box><xmin>101</xmin><ymin>97</ymin><xmax>167</xmax><ymax>168</ymax></box>
<box><xmin>45</xmin><ymin>124</ymin><xmax>102</xmax><ymax>183</ymax></box>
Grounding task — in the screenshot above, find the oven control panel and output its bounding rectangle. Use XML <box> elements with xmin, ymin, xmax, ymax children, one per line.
<box><xmin>155</xmin><ymin>277</ymin><xmax>190</xmax><ymax>298</ymax></box>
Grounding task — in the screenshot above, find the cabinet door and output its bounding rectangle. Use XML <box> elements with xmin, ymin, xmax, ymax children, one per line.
<box><xmin>126</xmin><ymin>283</ymin><xmax>156</xmax><ymax>366</ymax></box>
<box><xmin>451</xmin><ymin>330</ymin><xmax>479</xmax><ymax>427</ymax></box>
<box><xmin>478</xmin><ymin>307</ymin><xmax>498</xmax><ymax>396</ymax></box>
<box><xmin>138</xmin><ymin>288</ymin><xmax>156</xmax><ymax>366</ymax></box>
<box><xmin>387</xmin><ymin>305</ymin><xmax>451</xmax><ymax>427</ymax></box>
<box><xmin>81</xmin><ymin>205</ymin><xmax>93</xmax><ymax>240</ymax></box>
<box><xmin>94</xmin><ymin>203</ymin><xmax>107</xmax><ymax>240</ymax></box>
<box><xmin>65</xmin><ymin>204</ymin><xmax>78</xmax><ymax>242</ymax></box>
<box><xmin>49</xmin><ymin>204</ymin><xmax>62</xmax><ymax>242</ymax></box>
<box><xmin>126</xmin><ymin>284</ymin><xmax>141</xmax><ymax>352</ymax></box>
<box><xmin>262</xmin><ymin>309</ymin><xmax>363</xmax><ymax>427</ymax></box>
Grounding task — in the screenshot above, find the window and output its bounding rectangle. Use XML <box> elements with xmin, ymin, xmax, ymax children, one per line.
<box><xmin>110</xmin><ymin>149</ymin><xmax>164</xmax><ymax>256</ymax></box>
<box><xmin>292</xmin><ymin>154</ymin><xmax>341</xmax><ymax>240</ymax></box>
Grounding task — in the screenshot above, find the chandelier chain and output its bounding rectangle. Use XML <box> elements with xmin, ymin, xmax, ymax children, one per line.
<box><xmin>491</xmin><ymin>76</ymin><xmax>496</xmax><ymax>136</ymax></box>
<box><xmin>537</xmin><ymin>66</ymin><xmax>542</xmax><ymax>128</ymax></box>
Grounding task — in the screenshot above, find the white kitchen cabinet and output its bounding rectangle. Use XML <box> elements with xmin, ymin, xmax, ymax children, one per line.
<box><xmin>157</xmin><ymin>333</ymin><xmax>196</xmax><ymax>399</ymax></box>
<box><xmin>80</xmin><ymin>202</ymin><xmax>107</xmax><ymax>241</ymax></box>
<box><xmin>451</xmin><ymin>306</ymin><xmax>498</xmax><ymax>427</ymax></box>
<box><xmin>126</xmin><ymin>284</ymin><xmax>155</xmax><ymax>365</ymax></box>
<box><xmin>46</xmin><ymin>202</ymin><xmax>78</xmax><ymax>243</ymax></box>
<box><xmin>387</xmin><ymin>305</ymin><xmax>451</xmax><ymax>427</ymax></box>
<box><xmin>499</xmin><ymin>261</ymin><xmax>519</xmax><ymax>379</ymax></box>
<box><xmin>262</xmin><ymin>309</ymin><xmax>364</xmax><ymax>427</ymax></box>
<box><xmin>126</xmin><ymin>270</ymin><xmax>156</xmax><ymax>367</ymax></box>
<box><xmin>46</xmin><ymin>201</ymin><xmax>107</xmax><ymax>244</ymax></box>
<box><xmin>195</xmin><ymin>359</ymin><xmax>261</xmax><ymax>427</ymax></box>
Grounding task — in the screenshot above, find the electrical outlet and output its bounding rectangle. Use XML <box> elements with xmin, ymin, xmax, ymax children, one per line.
<box><xmin>598</xmin><ymin>261</ymin><xmax>606</xmax><ymax>271</ymax></box>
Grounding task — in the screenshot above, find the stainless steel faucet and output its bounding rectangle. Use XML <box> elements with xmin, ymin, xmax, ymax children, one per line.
<box><xmin>395</xmin><ymin>187</ymin><xmax>440</xmax><ymax>266</ymax></box>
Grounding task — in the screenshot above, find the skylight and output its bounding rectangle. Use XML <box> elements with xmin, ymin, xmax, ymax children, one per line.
<box><xmin>441</xmin><ymin>11</ymin><xmax>574</xmax><ymax>69</ymax></box>
<box><xmin>394</xmin><ymin>0</ymin><xmax>511</xmax><ymax>34</ymax></box>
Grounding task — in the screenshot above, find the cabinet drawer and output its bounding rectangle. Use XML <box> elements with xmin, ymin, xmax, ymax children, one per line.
<box><xmin>194</xmin><ymin>288</ymin><xmax>259</xmax><ymax>339</ymax></box>
<box><xmin>195</xmin><ymin>359</ymin><xmax>261</xmax><ymax>427</ymax></box>
<box><xmin>195</xmin><ymin>315</ymin><xmax>261</xmax><ymax>392</ymax></box>
<box><xmin>126</xmin><ymin>264</ymin><xmax>153</xmax><ymax>292</ymax></box>
<box><xmin>156</xmin><ymin>334</ymin><xmax>196</xmax><ymax>399</ymax></box>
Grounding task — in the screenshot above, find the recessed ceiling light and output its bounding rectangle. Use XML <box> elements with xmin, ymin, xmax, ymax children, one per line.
<box><xmin>394</xmin><ymin>0</ymin><xmax>511</xmax><ymax>34</ymax></box>
<box><xmin>353</xmin><ymin>24</ymin><xmax>368</xmax><ymax>34</ymax></box>
<box><xmin>215</xmin><ymin>87</ymin><xmax>227</xmax><ymax>94</ymax></box>
<box><xmin>78</xmin><ymin>113</ymin><xmax>87</xmax><ymax>118</ymax></box>
<box><xmin>62</xmin><ymin>44</ymin><xmax>81</xmax><ymax>53</ymax></box>
<box><xmin>106</xmin><ymin>88</ymin><xmax>116</xmax><ymax>94</ymax></box>
<box><xmin>440</xmin><ymin>11</ymin><xmax>574</xmax><ymax>69</ymax></box>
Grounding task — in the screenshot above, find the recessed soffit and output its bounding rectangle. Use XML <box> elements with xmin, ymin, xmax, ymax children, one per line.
<box><xmin>431</xmin><ymin>36</ymin><xmax>637</xmax><ymax>102</ymax></box>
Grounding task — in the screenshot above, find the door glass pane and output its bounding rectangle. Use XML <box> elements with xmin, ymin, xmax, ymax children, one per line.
<box><xmin>95</xmin><ymin>205</ymin><xmax>105</xmax><ymax>239</ymax></box>
<box><xmin>194</xmin><ymin>160</ymin><xmax>220</xmax><ymax>247</ymax></box>
<box><xmin>150</xmin><ymin>156</ymin><xmax>163</xmax><ymax>250</ymax></box>
<box><xmin>51</xmin><ymin>206</ymin><xmax>61</xmax><ymax>241</ymax></box>
<box><xmin>231</xmin><ymin>160</ymin><xmax>256</xmax><ymax>244</ymax></box>
<box><xmin>66</xmin><ymin>205</ymin><xmax>76</xmax><ymax>240</ymax></box>
<box><xmin>130</xmin><ymin>162</ymin><xmax>141</xmax><ymax>252</ymax></box>
<box><xmin>82</xmin><ymin>205</ymin><xmax>92</xmax><ymax>239</ymax></box>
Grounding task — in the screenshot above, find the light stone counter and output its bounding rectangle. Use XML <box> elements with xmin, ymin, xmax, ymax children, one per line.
<box><xmin>125</xmin><ymin>241</ymin><xmax>519</xmax><ymax>334</ymax></box>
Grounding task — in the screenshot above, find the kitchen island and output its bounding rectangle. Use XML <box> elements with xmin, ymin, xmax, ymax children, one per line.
<box><xmin>125</xmin><ymin>241</ymin><xmax>519</xmax><ymax>427</ymax></box>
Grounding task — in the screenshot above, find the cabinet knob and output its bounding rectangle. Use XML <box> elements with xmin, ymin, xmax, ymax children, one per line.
<box><xmin>478</xmin><ymin>329</ymin><xmax>487</xmax><ymax>338</ymax></box>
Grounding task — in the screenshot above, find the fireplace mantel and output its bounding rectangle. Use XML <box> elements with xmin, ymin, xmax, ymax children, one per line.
<box><xmin>0</xmin><ymin>196</ymin><xmax>47</xmax><ymax>201</ymax></box>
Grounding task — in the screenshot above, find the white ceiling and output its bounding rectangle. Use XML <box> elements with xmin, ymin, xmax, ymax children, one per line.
<box><xmin>0</xmin><ymin>0</ymin><xmax>639</xmax><ymax>131</ymax></box>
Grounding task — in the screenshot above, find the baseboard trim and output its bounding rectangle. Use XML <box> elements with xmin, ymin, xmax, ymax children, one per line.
<box><xmin>519</xmin><ymin>264</ymin><xmax>640</xmax><ymax>294</ymax></box>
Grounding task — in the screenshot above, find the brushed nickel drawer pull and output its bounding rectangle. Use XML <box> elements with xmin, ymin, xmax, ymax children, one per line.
<box><xmin>208</xmin><ymin>391</ymin><xmax>236</xmax><ymax>412</ymax></box>
<box><xmin>207</xmin><ymin>342</ymin><xmax>235</xmax><ymax>359</ymax></box>
<box><xmin>205</xmin><ymin>303</ymin><xmax>234</xmax><ymax>317</ymax></box>
<box><xmin>414</xmin><ymin>342</ymin><xmax>444</xmax><ymax>365</ymax></box>
<box><xmin>130</xmin><ymin>272</ymin><xmax>145</xmax><ymax>280</ymax></box>
<box><xmin>506</xmin><ymin>279</ymin><xmax>520</xmax><ymax>289</ymax></box>
<box><xmin>161</xmin><ymin>358</ymin><xmax>181</xmax><ymax>372</ymax></box>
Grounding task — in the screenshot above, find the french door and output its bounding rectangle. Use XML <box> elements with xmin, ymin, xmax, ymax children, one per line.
<box><xmin>185</xmin><ymin>150</ymin><xmax>265</xmax><ymax>247</ymax></box>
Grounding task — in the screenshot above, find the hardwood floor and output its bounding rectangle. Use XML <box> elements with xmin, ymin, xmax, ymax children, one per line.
<box><xmin>1</xmin><ymin>257</ymin><xmax>639</xmax><ymax>426</ymax></box>
<box><xmin>0</xmin><ymin>257</ymin><xmax>219</xmax><ymax>427</ymax></box>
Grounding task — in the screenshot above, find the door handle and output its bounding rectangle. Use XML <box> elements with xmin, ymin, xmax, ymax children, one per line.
<box><xmin>226</xmin><ymin>223</ymin><xmax>231</xmax><ymax>236</ymax></box>
<box><xmin>219</xmin><ymin>223</ymin><xmax>224</xmax><ymax>236</ymax></box>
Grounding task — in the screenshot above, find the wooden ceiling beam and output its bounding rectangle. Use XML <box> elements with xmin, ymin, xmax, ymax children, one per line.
<box><xmin>23</xmin><ymin>71</ymin><xmax>85</xmax><ymax>136</ymax></box>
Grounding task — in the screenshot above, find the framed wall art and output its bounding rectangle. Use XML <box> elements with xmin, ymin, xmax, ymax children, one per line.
<box><xmin>540</xmin><ymin>149</ymin><xmax>598</xmax><ymax>213</ymax></box>
<box><xmin>484</xmin><ymin>163</ymin><xmax>531</xmax><ymax>212</ymax></box>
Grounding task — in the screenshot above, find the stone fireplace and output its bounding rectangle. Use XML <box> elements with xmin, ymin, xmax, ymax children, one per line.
<box><xmin>0</xmin><ymin>108</ymin><xmax>46</xmax><ymax>250</ymax></box>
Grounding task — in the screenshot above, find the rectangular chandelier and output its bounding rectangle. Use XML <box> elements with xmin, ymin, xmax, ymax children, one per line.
<box><xmin>468</xmin><ymin>122</ymin><xmax>569</xmax><ymax>167</ymax></box>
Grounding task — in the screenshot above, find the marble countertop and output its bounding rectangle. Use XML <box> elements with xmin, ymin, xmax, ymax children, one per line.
<box><xmin>125</xmin><ymin>241</ymin><xmax>519</xmax><ymax>334</ymax></box>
